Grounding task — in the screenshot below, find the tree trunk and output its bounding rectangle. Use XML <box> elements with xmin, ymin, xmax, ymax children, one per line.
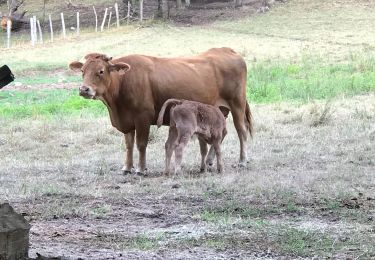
<box><xmin>161</xmin><ymin>0</ymin><xmax>169</xmax><ymax>19</ymax></box>
<box><xmin>176</xmin><ymin>0</ymin><xmax>182</xmax><ymax>9</ymax></box>
<box><xmin>185</xmin><ymin>0</ymin><xmax>190</xmax><ymax>8</ymax></box>
<box><xmin>234</xmin><ymin>0</ymin><xmax>242</xmax><ymax>8</ymax></box>
<box><xmin>157</xmin><ymin>0</ymin><xmax>169</xmax><ymax>19</ymax></box>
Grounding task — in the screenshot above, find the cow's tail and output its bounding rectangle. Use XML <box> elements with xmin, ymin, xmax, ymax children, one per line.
<box><xmin>157</xmin><ymin>99</ymin><xmax>183</xmax><ymax>128</ymax></box>
<box><xmin>245</xmin><ymin>101</ymin><xmax>254</xmax><ymax>138</ymax></box>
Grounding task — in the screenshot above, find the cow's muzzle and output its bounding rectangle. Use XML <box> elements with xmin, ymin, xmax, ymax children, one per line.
<box><xmin>79</xmin><ymin>85</ymin><xmax>94</xmax><ymax>99</ymax></box>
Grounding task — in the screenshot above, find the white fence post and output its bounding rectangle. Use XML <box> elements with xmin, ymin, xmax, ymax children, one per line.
<box><xmin>30</xmin><ymin>17</ymin><xmax>35</xmax><ymax>46</ymax></box>
<box><xmin>93</xmin><ymin>6</ymin><xmax>98</xmax><ymax>32</ymax></box>
<box><xmin>108</xmin><ymin>11</ymin><xmax>112</xmax><ymax>29</ymax></box>
<box><xmin>139</xmin><ymin>0</ymin><xmax>143</xmax><ymax>22</ymax></box>
<box><xmin>49</xmin><ymin>14</ymin><xmax>54</xmax><ymax>42</ymax></box>
<box><xmin>76</xmin><ymin>12</ymin><xmax>80</xmax><ymax>36</ymax></box>
<box><xmin>100</xmin><ymin>8</ymin><xmax>108</xmax><ymax>32</ymax></box>
<box><xmin>33</xmin><ymin>16</ymin><xmax>37</xmax><ymax>43</ymax></box>
<box><xmin>127</xmin><ymin>2</ymin><xmax>131</xmax><ymax>25</ymax></box>
<box><xmin>114</xmin><ymin>3</ymin><xmax>120</xmax><ymax>28</ymax></box>
<box><xmin>6</xmin><ymin>20</ymin><xmax>11</xmax><ymax>48</ymax></box>
<box><xmin>37</xmin><ymin>20</ymin><xmax>43</xmax><ymax>44</ymax></box>
<box><xmin>61</xmin><ymin>12</ymin><xmax>66</xmax><ymax>38</ymax></box>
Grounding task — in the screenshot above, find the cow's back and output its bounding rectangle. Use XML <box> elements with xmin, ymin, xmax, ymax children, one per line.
<box><xmin>111</xmin><ymin>48</ymin><xmax>247</xmax><ymax>124</ymax></box>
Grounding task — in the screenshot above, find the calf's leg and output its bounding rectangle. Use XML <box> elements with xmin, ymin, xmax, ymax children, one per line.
<box><xmin>198</xmin><ymin>139</ymin><xmax>208</xmax><ymax>172</ymax></box>
<box><xmin>212</xmin><ymin>138</ymin><xmax>224</xmax><ymax>173</ymax></box>
<box><xmin>164</xmin><ymin>127</ymin><xmax>178</xmax><ymax>175</ymax></box>
<box><xmin>173</xmin><ymin>130</ymin><xmax>191</xmax><ymax>175</ymax></box>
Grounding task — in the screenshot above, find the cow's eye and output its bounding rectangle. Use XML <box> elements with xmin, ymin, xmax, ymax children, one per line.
<box><xmin>99</xmin><ymin>70</ymin><xmax>104</xmax><ymax>75</ymax></box>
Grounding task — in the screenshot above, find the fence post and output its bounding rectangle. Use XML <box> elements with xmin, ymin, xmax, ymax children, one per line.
<box><xmin>100</xmin><ymin>8</ymin><xmax>108</xmax><ymax>32</ymax></box>
<box><xmin>76</xmin><ymin>12</ymin><xmax>80</xmax><ymax>36</ymax></box>
<box><xmin>114</xmin><ymin>3</ymin><xmax>120</xmax><ymax>28</ymax></box>
<box><xmin>93</xmin><ymin>6</ymin><xmax>98</xmax><ymax>32</ymax></box>
<box><xmin>33</xmin><ymin>16</ymin><xmax>37</xmax><ymax>43</ymax></box>
<box><xmin>139</xmin><ymin>0</ymin><xmax>143</xmax><ymax>23</ymax></box>
<box><xmin>49</xmin><ymin>14</ymin><xmax>54</xmax><ymax>42</ymax></box>
<box><xmin>30</xmin><ymin>17</ymin><xmax>35</xmax><ymax>46</ymax></box>
<box><xmin>127</xmin><ymin>2</ymin><xmax>131</xmax><ymax>25</ymax></box>
<box><xmin>37</xmin><ymin>20</ymin><xmax>43</xmax><ymax>44</ymax></box>
<box><xmin>108</xmin><ymin>11</ymin><xmax>112</xmax><ymax>29</ymax></box>
<box><xmin>6</xmin><ymin>20</ymin><xmax>11</xmax><ymax>48</ymax></box>
<box><xmin>61</xmin><ymin>13</ymin><xmax>66</xmax><ymax>38</ymax></box>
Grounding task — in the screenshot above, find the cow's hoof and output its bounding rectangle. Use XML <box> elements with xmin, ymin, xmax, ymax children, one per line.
<box><xmin>122</xmin><ymin>166</ymin><xmax>135</xmax><ymax>175</ymax></box>
<box><xmin>135</xmin><ymin>168</ymin><xmax>148</xmax><ymax>177</ymax></box>
<box><xmin>231</xmin><ymin>162</ymin><xmax>246</xmax><ymax>169</ymax></box>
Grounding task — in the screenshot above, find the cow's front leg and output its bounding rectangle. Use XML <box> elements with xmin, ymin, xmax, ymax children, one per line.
<box><xmin>135</xmin><ymin>122</ymin><xmax>150</xmax><ymax>175</ymax></box>
<box><xmin>122</xmin><ymin>130</ymin><xmax>135</xmax><ymax>174</ymax></box>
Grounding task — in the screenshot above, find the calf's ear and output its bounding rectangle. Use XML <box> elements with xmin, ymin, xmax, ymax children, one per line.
<box><xmin>109</xmin><ymin>62</ymin><xmax>131</xmax><ymax>74</ymax></box>
<box><xmin>219</xmin><ymin>106</ymin><xmax>230</xmax><ymax>119</ymax></box>
<box><xmin>69</xmin><ymin>61</ymin><xmax>83</xmax><ymax>72</ymax></box>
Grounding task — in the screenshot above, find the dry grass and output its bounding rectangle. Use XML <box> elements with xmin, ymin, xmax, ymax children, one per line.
<box><xmin>1</xmin><ymin>95</ymin><xmax>374</xmax><ymax>258</ymax></box>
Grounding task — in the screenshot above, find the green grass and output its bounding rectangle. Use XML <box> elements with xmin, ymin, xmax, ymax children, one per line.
<box><xmin>0</xmin><ymin>89</ymin><xmax>106</xmax><ymax>118</ymax></box>
<box><xmin>1</xmin><ymin>53</ymin><xmax>375</xmax><ymax>119</ymax></box>
<box><xmin>248</xmin><ymin>54</ymin><xmax>375</xmax><ymax>102</ymax></box>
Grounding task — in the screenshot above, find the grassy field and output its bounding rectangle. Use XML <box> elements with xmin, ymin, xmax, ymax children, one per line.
<box><xmin>1</xmin><ymin>0</ymin><xmax>375</xmax><ymax>259</ymax></box>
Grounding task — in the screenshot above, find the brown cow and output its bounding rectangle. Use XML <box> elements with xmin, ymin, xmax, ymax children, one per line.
<box><xmin>69</xmin><ymin>47</ymin><xmax>253</xmax><ymax>174</ymax></box>
<box><xmin>157</xmin><ymin>99</ymin><xmax>227</xmax><ymax>175</ymax></box>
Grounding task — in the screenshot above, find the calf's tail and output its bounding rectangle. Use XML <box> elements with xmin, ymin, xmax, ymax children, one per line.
<box><xmin>157</xmin><ymin>99</ymin><xmax>183</xmax><ymax>128</ymax></box>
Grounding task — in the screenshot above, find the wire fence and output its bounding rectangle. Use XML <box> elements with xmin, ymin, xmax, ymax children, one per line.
<box><xmin>2</xmin><ymin>2</ymin><xmax>139</xmax><ymax>49</ymax></box>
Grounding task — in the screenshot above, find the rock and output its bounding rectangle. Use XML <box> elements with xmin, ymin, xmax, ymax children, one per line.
<box><xmin>0</xmin><ymin>203</ymin><xmax>31</xmax><ymax>260</ymax></box>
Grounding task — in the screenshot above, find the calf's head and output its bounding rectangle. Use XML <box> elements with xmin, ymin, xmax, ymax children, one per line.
<box><xmin>69</xmin><ymin>54</ymin><xmax>130</xmax><ymax>99</ymax></box>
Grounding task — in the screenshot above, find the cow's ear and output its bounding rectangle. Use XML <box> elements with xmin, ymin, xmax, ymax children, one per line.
<box><xmin>109</xmin><ymin>62</ymin><xmax>131</xmax><ymax>74</ymax></box>
<box><xmin>69</xmin><ymin>61</ymin><xmax>83</xmax><ymax>72</ymax></box>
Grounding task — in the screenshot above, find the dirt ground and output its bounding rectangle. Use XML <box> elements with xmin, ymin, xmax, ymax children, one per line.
<box><xmin>1</xmin><ymin>86</ymin><xmax>374</xmax><ymax>259</ymax></box>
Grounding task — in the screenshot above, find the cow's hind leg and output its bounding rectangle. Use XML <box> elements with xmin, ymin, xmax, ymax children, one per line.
<box><xmin>230</xmin><ymin>104</ymin><xmax>248</xmax><ymax>166</ymax></box>
<box><xmin>199</xmin><ymin>139</ymin><xmax>208</xmax><ymax>173</ymax></box>
<box><xmin>164</xmin><ymin>127</ymin><xmax>178</xmax><ymax>176</ymax></box>
<box><xmin>122</xmin><ymin>130</ymin><xmax>135</xmax><ymax>174</ymax></box>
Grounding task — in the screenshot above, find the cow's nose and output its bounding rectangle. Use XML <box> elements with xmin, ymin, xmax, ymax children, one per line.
<box><xmin>80</xmin><ymin>86</ymin><xmax>89</xmax><ymax>93</ymax></box>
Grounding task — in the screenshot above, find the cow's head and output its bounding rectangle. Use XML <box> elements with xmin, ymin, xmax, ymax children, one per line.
<box><xmin>69</xmin><ymin>53</ymin><xmax>130</xmax><ymax>99</ymax></box>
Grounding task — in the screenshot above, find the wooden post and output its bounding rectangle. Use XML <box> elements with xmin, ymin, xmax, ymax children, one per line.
<box><xmin>6</xmin><ymin>20</ymin><xmax>11</xmax><ymax>48</ymax></box>
<box><xmin>93</xmin><ymin>6</ymin><xmax>98</xmax><ymax>32</ymax></box>
<box><xmin>100</xmin><ymin>8</ymin><xmax>108</xmax><ymax>32</ymax></box>
<box><xmin>37</xmin><ymin>20</ymin><xmax>43</xmax><ymax>44</ymax></box>
<box><xmin>49</xmin><ymin>14</ymin><xmax>54</xmax><ymax>42</ymax></box>
<box><xmin>76</xmin><ymin>12</ymin><xmax>80</xmax><ymax>36</ymax></box>
<box><xmin>127</xmin><ymin>2</ymin><xmax>131</xmax><ymax>25</ymax></box>
<box><xmin>139</xmin><ymin>0</ymin><xmax>144</xmax><ymax>22</ymax></box>
<box><xmin>108</xmin><ymin>11</ymin><xmax>112</xmax><ymax>29</ymax></box>
<box><xmin>30</xmin><ymin>17</ymin><xmax>35</xmax><ymax>46</ymax></box>
<box><xmin>61</xmin><ymin>12</ymin><xmax>66</xmax><ymax>38</ymax></box>
<box><xmin>0</xmin><ymin>203</ymin><xmax>31</xmax><ymax>260</ymax></box>
<box><xmin>114</xmin><ymin>3</ymin><xmax>120</xmax><ymax>28</ymax></box>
